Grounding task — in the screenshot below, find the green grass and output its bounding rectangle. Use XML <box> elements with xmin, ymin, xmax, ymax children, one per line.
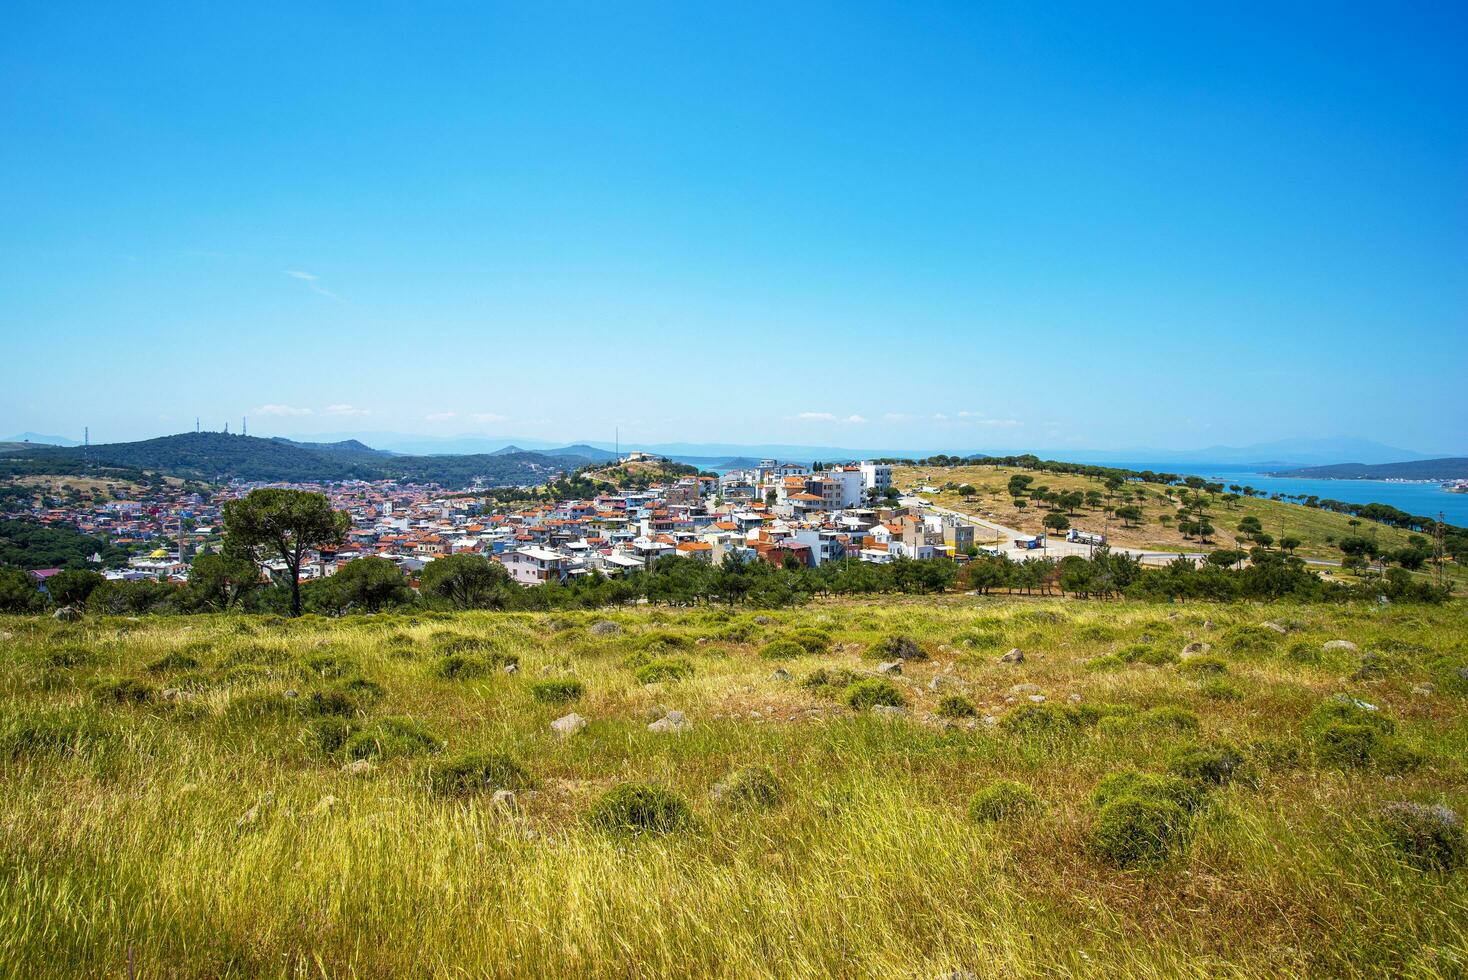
<box><xmin>0</xmin><ymin>597</ymin><xmax>1466</xmax><ymax>976</ymax></box>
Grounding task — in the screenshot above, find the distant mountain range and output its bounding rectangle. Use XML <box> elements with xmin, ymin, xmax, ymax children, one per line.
<box><xmin>0</xmin><ymin>433</ymin><xmax>590</xmax><ymax>488</ymax></box>
<box><xmin>1267</xmin><ymin>458</ymin><xmax>1468</xmax><ymax>481</ymax></box>
<box><xmin>2</xmin><ymin>432</ymin><xmax>83</xmax><ymax>447</ymax></box>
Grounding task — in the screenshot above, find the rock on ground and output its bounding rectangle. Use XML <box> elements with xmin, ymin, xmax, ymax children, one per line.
<box><xmin>551</xmin><ymin>712</ymin><xmax>588</xmax><ymax>737</ymax></box>
<box><xmin>999</xmin><ymin>648</ymin><xmax>1024</xmax><ymax>664</ymax></box>
<box><xmin>648</xmin><ymin>710</ymin><xmax>692</xmax><ymax>734</ymax></box>
<box><xmin>1323</xmin><ymin>639</ymin><xmax>1359</xmax><ymax>652</ymax></box>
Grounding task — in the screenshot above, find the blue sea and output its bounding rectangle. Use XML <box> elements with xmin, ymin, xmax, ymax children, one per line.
<box><xmin>1115</xmin><ymin>463</ymin><xmax>1468</xmax><ymax>527</ymax></box>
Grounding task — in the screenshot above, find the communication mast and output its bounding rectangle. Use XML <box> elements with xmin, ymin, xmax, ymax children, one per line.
<box><xmin>1433</xmin><ymin>511</ymin><xmax>1446</xmax><ymax>591</ymax></box>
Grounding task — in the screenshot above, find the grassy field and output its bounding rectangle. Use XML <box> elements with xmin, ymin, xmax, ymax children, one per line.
<box><xmin>2</xmin><ymin>599</ymin><xmax>1467</xmax><ymax>978</ymax></box>
<box><xmin>894</xmin><ymin>463</ymin><xmax>1446</xmax><ymax>563</ymax></box>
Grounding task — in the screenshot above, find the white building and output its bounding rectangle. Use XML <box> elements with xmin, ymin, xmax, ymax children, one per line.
<box><xmin>859</xmin><ymin>461</ymin><xmax>892</xmax><ymax>493</ymax></box>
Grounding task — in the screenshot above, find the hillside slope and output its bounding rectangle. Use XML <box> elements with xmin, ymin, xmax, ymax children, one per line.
<box><xmin>1269</xmin><ymin>458</ymin><xmax>1468</xmax><ymax>480</ymax></box>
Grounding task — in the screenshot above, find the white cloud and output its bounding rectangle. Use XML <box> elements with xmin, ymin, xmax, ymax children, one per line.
<box><xmin>284</xmin><ymin>269</ymin><xmax>342</xmax><ymax>302</ymax></box>
<box><xmin>325</xmin><ymin>404</ymin><xmax>369</xmax><ymax>417</ymax></box>
<box><xmin>792</xmin><ymin>411</ymin><xmax>865</xmax><ymax>423</ymax></box>
<box><xmin>956</xmin><ymin>412</ymin><xmax>1022</xmax><ymax>427</ymax></box>
<box><xmin>255</xmin><ymin>404</ymin><xmax>313</xmax><ymax>417</ymax></box>
<box><xmin>424</xmin><ymin>411</ymin><xmax>457</xmax><ymax>422</ymax></box>
<box><xmin>470</xmin><ymin>412</ymin><xmax>508</xmax><ymax>424</ymax></box>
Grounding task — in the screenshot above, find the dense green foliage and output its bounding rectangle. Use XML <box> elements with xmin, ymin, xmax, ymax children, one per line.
<box><xmin>0</xmin><ymin>517</ymin><xmax>128</xmax><ymax>570</ymax></box>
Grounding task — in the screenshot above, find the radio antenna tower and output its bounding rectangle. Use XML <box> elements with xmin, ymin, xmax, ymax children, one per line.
<box><xmin>242</xmin><ymin>416</ymin><xmax>247</xmax><ymax>437</ymax></box>
<box><xmin>195</xmin><ymin>417</ymin><xmax>200</xmax><ymax>433</ymax></box>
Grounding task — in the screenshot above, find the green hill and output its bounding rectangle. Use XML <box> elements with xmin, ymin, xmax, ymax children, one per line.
<box><xmin>1</xmin><ymin>433</ymin><xmax>588</xmax><ymax>488</ymax></box>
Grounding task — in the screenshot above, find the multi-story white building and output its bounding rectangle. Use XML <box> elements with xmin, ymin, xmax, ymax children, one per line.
<box><xmin>859</xmin><ymin>461</ymin><xmax>893</xmax><ymax>494</ymax></box>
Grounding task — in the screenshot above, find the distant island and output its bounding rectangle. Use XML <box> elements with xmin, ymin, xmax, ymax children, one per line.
<box><xmin>1268</xmin><ymin>457</ymin><xmax>1468</xmax><ymax>481</ymax></box>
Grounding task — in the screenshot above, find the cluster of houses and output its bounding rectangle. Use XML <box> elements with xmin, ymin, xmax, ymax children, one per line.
<box><xmin>307</xmin><ymin>459</ymin><xmax>976</xmax><ymax>587</ymax></box>
<box><xmin>22</xmin><ymin>458</ymin><xmax>988</xmax><ymax>588</ymax></box>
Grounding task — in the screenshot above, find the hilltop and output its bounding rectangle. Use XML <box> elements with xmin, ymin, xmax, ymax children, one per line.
<box><xmin>1269</xmin><ymin>458</ymin><xmax>1468</xmax><ymax>481</ymax></box>
<box><xmin>1</xmin><ymin>599</ymin><xmax>1464</xmax><ymax>976</ymax></box>
<box><xmin>0</xmin><ymin>433</ymin><xmax>589</xmax><ymax>488</ymax></box>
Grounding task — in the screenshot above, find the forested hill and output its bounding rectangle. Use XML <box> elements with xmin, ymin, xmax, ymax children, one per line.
<box><xmin>1269</xmin><ymin>458</ymin><xmax>1468</xmax><ymax>480</ymax></box>
<box><xmin>0</xmin><ymin>433</ymin><xmax>589</xmax><ymax>487</ymax></box>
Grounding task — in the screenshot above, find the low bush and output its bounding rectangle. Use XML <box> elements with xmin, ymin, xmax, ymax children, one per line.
<box><xmin>969</xmin><ymin>780</ymin><xmax>1042</xmax><ymax>822</ymax></box>
<box><xmin>633</xmin><ymin>658</ymin><xmax>694</xmax><ymax>684</ymax></box>
<box><xmin>714</xmin><ymin>766</ymin><xmax>783</xmax><ymax>809</ymax></box>
<box><xmin>868</xmin><ymin>635</ymin><xmax>927</xmax><ymax>661</ymax></box>
<box><xmin>842</xmin><ymin>678</ymin><xmax>905</xmax><ymax>710</ymax></box>
<box><xmin>1141</xmin><ymin>706</ymin><xmax>1200</xmax><ymax>733</ymax></box>
<box><xmin>345</xmin><ymin>717</ymin><xmax>444</xmax><ymax>761</ymax></box>
<box><xmin>586</xmin><ymin>783</ymin><xmax>692</xmax><ymax>835</ymax></box>
<box><xmin>1167</xmin><ymin>742</ymin><xmax>1252</xmax><ymax>787</ymax></box>
<box><xmin>306</xmin><ymin>716</ymin><xmax>358</xmax><ymax>754</ymax></box>
<box><xmin>429</xmin><ymin>752</ymin><xmax>533</xmax><ymax>796</ymax></box>
<box><xmin>1000</xmin><ymin>703</ymin><xmax>1084</xmax><ymax>738</ymax></box>
<box><xmin>1086</xmin><ymin>655</ymin><xmax>1126</xmax><ymax>672</ymax></box>
<box><xmin>801</xmin><ymin>667</ymin><xmax>864</xmax><ymax>695</ymax></box>
<box><xmin>1199</xmin><ymin>679</ymin><xmax>1244</xmax><ymax>701</ymax></box>
<box><xmin>936</xmin><ymin>693</ymin><xmax>977</xmax><ymax>719</ymax></box>
<box><xmin>1090</xmin><ymin>769</ymin><xmax>1206</xmax><ymax>814</ymax></box>
<box><xmin>1092</xmin><ymin>795</ymin><xmax>1190</xmax><ymax>868</ymax></box>
<box><xmin>147</xmin><ymin>651</ymin><xmax>200</xmax><ymax>673</ymax></box>
<box><xmin>758</xmin><ymin>640</ymin><xmax>806</xmax><ymax>660</ymax></box>
<box><xmin>1377</xmin><ymin>802</ymin><xmax>1465</xmax><ymax>871</ymax></box>
<box><xmin>528</xmin><ymin>678</ymin><xmax>584</xmax><ymax>704</ymax></box>
<box><xmin>90</xmin><ymin>677</ymin><xmax>155</xmax><ymax>706</ymax></box>
<box><xmin>787</xmin><ymin>628</ymin><xmax>832</xmax><ymax>654</ymax></box>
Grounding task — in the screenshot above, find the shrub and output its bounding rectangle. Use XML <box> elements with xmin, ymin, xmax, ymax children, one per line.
<box><xmin>969</xmin><ymin>780</ymin><xmax>1042</xmax><ymax>822</ymax></box>
<box><xmin>1133</xmin><ymin>646</ymin><xmax>1178</xmax><ymax>666</ymax></box>
<box><xmin>868</xmin><ymin>635</ymin><xmax>927</xmax><ymax>661</ymax></box>
<box><xmin>339</xmin><ymin>676</ymin><xmax>386</xmax><ymax>706</ymax></box>
<box><xmin>637</xmin><ymin>631</ymin><xmax>691</xmax><ymax>650</ymax></box>
<box><xmin>0</xmin><ymin>709</ymin><xmax>109</xmax><ymax>759</ymax></box>
<box><xmin>1090</xmin><ymin>769</ymin><xmax>1206</xmax><ymax>814</ymax></box>
<box><xmin>345</xmin><ymin>717</ymin><xmax>444</xmax><ymax>761</ymax></box>
<box><xmin>1314</xmin><ymin>723</ymin><xmax>1384</xmax><ymax>767</ymax></box>
<box><xmin>41</xmin><ymin>645</ymin><xmax>98</xmax><ymax>669</ymax></box>
<box><xmin>1086</xmin><ymin>654</ymin><xmax>1126</xmax><ymax>673</ymax></box>
<box><xmin>147</xmin><ymin>651</ymin><xmax>200</xmax><ymax>673</ymax></box>
<box><xmin>842</xmin><ymin>678</ymin><xmax>906</xmax><ymax>710</ymax></box>
<box><xmin>936</xmin><ymin>693</ymin><xmax>978</xmax><ymax>719</ymax></box>
<box><xmin>1092</xmin><ymin>796</ymin><xmax>1190</xmax><ymax>868</ymax></box>
<box><xmin>528</xmin><ymin>678</ymin><xmax>584</xmax><ymax>704</ymax></box>
<box><xmin>1199</xmin><ymin>679</ymin><xmax>1244</xmax><ymax>701</ymax></box>
<box><xmin>801</xmin><ymin>667</ymin><xmax>864</xmax><ymax>694</ymax></box>
<box><xmin>1377</xmin><ymin>803</ymin><xmax>1465</xmax><ymax>871</ymax></box>
<box><xmin>999</xmin><ymin>704</ymin><xmax>1083</xmax><ymax>738</ymax></box>
<box><xmin>1305</xmin><ymin>697</ymin><xmax>1395</xmax><ymax>736</ymax></box>
<box><xmin>787</xmin><ymin>628</ymin><xmax>832</xmax><ymax>654</ymax></box>
<box><xmin>1286</xmin><ymin>641</ymin><xmax>1321</xmax><ymax>665</ymax></box>
<box><xmin>1167</xmin><ymin>742</ymin><xmax>1252</xmax><ymax>786</ymax></box>
<box><xmin>1179</xmin><ymin>656</ymin><xmax>1228</xmax><ymax>676</ymax></box>
<box><xmin>303</xmin><ymin>653</ymin><xmax>353</xmax><ymax>678</ymax></box>
<box><xmin>714</xmin><ymin>766</ymin><xmax>783</xmax><ymax>809</ymax></box>
<box><xmin>758</xmin><ymin>640</ymin><xmax>806</xmax><ymax>661</ymax></box>
<box><xmin>306</xmin><ymin>716</ymin><xmax>358</xmax><ymax>754</ymax></box>
<box><xmin>429</xmin><ymin>752</ymin><xmax>533</xmax><ymax>796</ymax></box>
<box><xmin>90</xmin><ymin>677</ymin><xmax>155</xmax><ymax>706</ymax></box>
<box><xmin>634</xmin><ymin>658</ymin><xmax>694</xmax><ymax>684</ymax></box>
<box><xmin>433</xmin><ymin>654</ymin><xmax>507</xmax><ymax>680</ymax></box>
<box><xmin>586</xmin><ymin>783</ymin><xmax>692</xmax><ymax>835</ymax></box>
<box><xmin>1141</xmin><ymin>706</ymin><xmax>1200</xmax><ymax>733</ymax></box>
<box><xmin>1224</xmin><ymin>624</ymin><xmax>1278</xmax><ymax>654</ymax></box>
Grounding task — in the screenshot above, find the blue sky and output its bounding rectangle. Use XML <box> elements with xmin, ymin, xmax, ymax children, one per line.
<box><xmin>2</xmin><ymin>2</ymin><xmax>1464</xmax><ymax>454</ymax></box>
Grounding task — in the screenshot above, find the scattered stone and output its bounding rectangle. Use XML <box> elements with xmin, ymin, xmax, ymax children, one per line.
<box><xmin>648</xmin><ymin>710</ymin><xmax>692</xmax><ymax>734</ymax></box>
<box><xmin>235</xmin><ymin>792</ymin><xmax>273</xmax><ymax>830</ymax></box>
<box><xmin>999</xmin><ymin>648</ymin><xmax>1024</xmax><ymax>664</ymax></box>
<box><xmin>1068</xmin><ymin>692</ymin><xmax>1083</xmax><ymax>703</ymax></box>
<box><xmin>754</xmin><ymin>616</ymin><xmax>773</xmax><ymax>625</ymax></box>
<box><xmin>871</xmin><ymin>704</ymin><xmax>906</xmax><ymax>717</ymax></box>
<box><xmin>490</xmin><ymin>789</ymin><xmax>518</xmax><ymax>812</ymax></box>
<box><xmin>770</xmin><ymin>667</ymin><xmax>792</xmax><ymax>682</ymax></box>
<box><xmin>1203</xmin><ymin>620</ymin><xmax>1215</xmax><ymax>630</ymax></box>
<box><xmin>696</xmin><ymin>637</ymin><xmax>711</xmax><ymax>645</ymax></box>
<box><xmin>283</xmin><ymin>688</ymin><xmax>299</xmax><ymax>699</ymax></box>
<box><xmin>160</xmin><ymin>688</ymin><xmax>184</xmax><ymax>702</ymax></box>
<box><xmin>982</xmin><ymin>715</ymin><xmax>998</xmax><ymax>726</ymax></box>
<box><xmin>310</xmin><ymin>794</ymin><xmax>338</xmax><ymax>816</ymax></box>
<box><xmin>928</xmin><ymin>674</ymin><xmax>960</xmax><ymax>691</ymax></box>
<box><xmin>1181</xmin><ymin>642</ymin><xmax>1211</xmax><ymax>658</ymax></box>
<box><xmin>342</xmin><ymin>759</ymin><xmax>376</xmax><ymax>776</ymax></box>
<box><xmin>1332</xmin><ymin>693</ymin><xmax>1378</xmax><ymax>712</ymax></box>
<box><xmin>589</xmin><ymin>620</ymin><xmax>621</xmax><ymax>637</ymax></box>
<box><xmin>503</xmin><ymin>662</ymin><xmax>519</xmax><ymax>674</ymax></box>
<box><xmin>1026</xmin><ymin>694</ymin><xmax>1046</xmax><ymax>704</ymax></box>
<box><xmin>551</xmin><ymin>712</ymin><xmax>588</xmax><ymax>737</ymax></box>
<box><xmin>877</xmin><ymin>661</ymin><xmax>903</xmax><ymax>676</ymax></box>
<box><xmin>1323</xmin><ymin>639</ymin><xmax>1359</xmax><ymax>653</ymax></box>
<box><xmin>1412</xmin><ymin>683</ymin><xmax>1436</xmax><ymax>697</ymax></box>
<box><xmin>52</xmin><ymin>605</ymin><xmax>82</xmax><ymax>622</ymax></box>
<box><xmin>1260</xmin><ymin>621</ymin><xmax>1289</xmax><ymax>634</ymax></box>
<box><xmin>1009</xmin><ymin>683</ymin><xmax>1041</xmax><ymax>695</ymax></box>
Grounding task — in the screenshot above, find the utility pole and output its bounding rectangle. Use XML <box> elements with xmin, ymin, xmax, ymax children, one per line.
<box><xmin>1433</xmin><ymin>511</ymin><xmax>1446</xmax><ymax>591</ymax></box>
